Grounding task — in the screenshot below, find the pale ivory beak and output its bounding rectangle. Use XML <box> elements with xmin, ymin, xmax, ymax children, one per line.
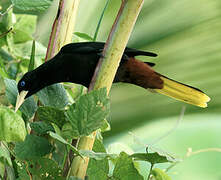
<box><xmin>15</xmin><ymin>91</ymin><xmax>28</xmax><ymax>112</ymax></box>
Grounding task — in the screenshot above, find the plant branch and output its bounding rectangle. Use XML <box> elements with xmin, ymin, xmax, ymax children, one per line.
<box><xmin>45</xmin><ymin>0</ymin><xmax>80</xmax><ymax>60</ymax></box>
<box><xmin>68</xmin><ymin>0</ymin><xmax>144</xmax><ymax>178</ymax></box>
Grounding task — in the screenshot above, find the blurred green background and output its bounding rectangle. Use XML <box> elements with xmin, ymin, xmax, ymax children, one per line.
<box><xmin>2</xmin><ymin>0</ymin><xmax>221</xmax><ymax>179</ymax></box>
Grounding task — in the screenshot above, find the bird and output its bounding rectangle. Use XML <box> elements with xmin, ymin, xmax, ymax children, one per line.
<box><xmin>15</xmin><ymin>42</ymin><xmax>210</xmax><ymax>111</ymax></box>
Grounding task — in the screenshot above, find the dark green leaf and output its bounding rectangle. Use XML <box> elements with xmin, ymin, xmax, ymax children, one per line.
<box><xmin>151</xmin><ymin>168</ymin><xmax>172</xmax><ymax>180</ymax></box>
<box><xmin>28</xmin><ymin>158</ymin><xmax>64</xmax><ymax>180</ymax></box>
<box><xmin>36</xmin><ymin>106</ymin><xmax>66</xmax><ymax>128</ymax></box>
<box><xmin>15</xmin><ymin>134</ymin><xmax>53</xmax><ymax>160</ymax></box>
<box><xmin>61</xmin><ymin>122</ymin><xmax>77</xmax><ymax>139</ymax></box>
<box><xmin>48</xmin><ymin>131</ymin><xmax>81</xmax><ymax>157</ymax></box>
<box><xmin>131</xmin><ymin>151</ymin><xmax>178</xmax><ymax>165</ymax></box>
<box><xmin>65</xmin><ymin>88</ymin><xmax>110</xmax><ymax>137</ymax></box>
<box><xmin>30</xmin><ymin>121</ymin><xmax>54</xmax><ymax>135</ymax></box>
<box><xmin>28</xmin><ymin>40</ymin><xmax>35</xmax><ymax>71</ymax></box>
<box><xmin>4</xmin><ymin>78</ymin><xmax>37</xmax><ymax>118</ymax></box>
<box><xmin>0</xmin><ymin>107</ymin><xmax>26</xmax><ymax>142</ymax></box>
<box><xmin>87</xmin><ymin>139</ymin><xmax>110</xmax><ymax>180</ymax></box>
<box><xmin>37</xmin><ymin>84</ymin><xmax>69</xmax><ymax>109</ymax></box>
<box><xmin>11</xmin><ymin>0</ymin><xmax>52</xmax><ymax>13</ymax></box>
<box><xmin>74</xmin><ymin>32</ymin><xmax>93</xmax><ymax>41</ymax></box>
<box><xmin>113</xmin><ymin>152</ymin><xmax>143</xmax><ymax>180</ymax></box>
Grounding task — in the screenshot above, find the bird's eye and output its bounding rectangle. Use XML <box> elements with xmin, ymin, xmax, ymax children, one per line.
<box><xmin>20</xmin><ymin>81</ymin><xmax>26</xmax><ymax>87</ymax></box>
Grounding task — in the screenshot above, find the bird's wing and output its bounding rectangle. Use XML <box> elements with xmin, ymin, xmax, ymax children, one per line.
<box><xmin>60</xmin><ymin>42</ymin><xmax>104</xmax><ymax>54</ymax></box>
<box><xmin>124</xmin><ymin>48</ymin><xmax>158</xmax><ymax>57</ymax></box>
<box><xmin>60</xmin><ymin>42</ymin><xmax>157</xmax><ymax>57</ymax></box>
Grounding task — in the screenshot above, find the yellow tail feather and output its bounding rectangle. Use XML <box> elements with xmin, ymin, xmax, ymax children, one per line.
<box><xmin>155</xmin><ymin>76</ymin><xmax>210</xmax><ymax>108</ymax></box>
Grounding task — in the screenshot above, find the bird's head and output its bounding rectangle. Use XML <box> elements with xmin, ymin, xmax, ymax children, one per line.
<box><xmin>15</xmin><ymin>70</ymin><xmax>42</xmax><ymax>112</ymax></box>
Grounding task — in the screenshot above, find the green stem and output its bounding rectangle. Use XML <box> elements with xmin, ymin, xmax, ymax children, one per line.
<box><xmin>147</xmin><ymin>164</ymin><xmax>154</xmax><ymax>180</ymax></box>
<box><xmin>68</xmin><ymin>0</ymin><xmax>144</xmax><ymax>178</ymax></box>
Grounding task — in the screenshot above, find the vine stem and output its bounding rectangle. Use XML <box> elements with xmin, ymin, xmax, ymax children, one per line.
<box><xmin>68</xmin><ymin>0</ymin><xmax>144</xmax><ymax>178</ymax></box>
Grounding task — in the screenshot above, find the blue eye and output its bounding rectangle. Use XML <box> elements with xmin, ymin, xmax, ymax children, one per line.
<box><xmin>20</xmin><ymin>81</ymin><xmax>25</xmax><ymax>87</ymax></box>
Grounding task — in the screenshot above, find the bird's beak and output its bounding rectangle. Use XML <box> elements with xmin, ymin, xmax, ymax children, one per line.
<box><xmin>15</xmin><ymin>90</ymin><xmax>28</xmax><ymax>112</ymax></box>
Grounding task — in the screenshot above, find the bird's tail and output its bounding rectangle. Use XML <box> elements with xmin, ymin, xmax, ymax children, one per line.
<box><xmin>154</xmin><ymin>74</ymin><xmax>210</xmax><ymax>108</ymax></box>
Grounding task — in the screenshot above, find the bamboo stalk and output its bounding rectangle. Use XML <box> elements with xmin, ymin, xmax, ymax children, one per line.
<box><xmin>39</xmin><ymin>0</ymin><xmax>80</xmax><ymax>175</ymax></box>
<box><xmin>68</xmin><ymin>0</ymin><xmax>144</xmax><ymax>178</ymax></box>
<box><xmin>45</xmin><ymin>0</ymin><xmax>80</xmax><ymax>60</ymax></box>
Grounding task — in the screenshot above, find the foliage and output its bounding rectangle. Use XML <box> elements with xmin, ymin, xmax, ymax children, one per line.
<box><xmin>0</xmin><ymin>0</ymin><xmax>218</xmax><ymax>179</ymax></box>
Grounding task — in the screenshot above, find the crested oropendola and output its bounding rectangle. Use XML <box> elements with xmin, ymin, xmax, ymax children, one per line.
<box><xmin>15</xmin><ymin>42</ymin><xmax>210</xmax><ymax>111</ymax></box>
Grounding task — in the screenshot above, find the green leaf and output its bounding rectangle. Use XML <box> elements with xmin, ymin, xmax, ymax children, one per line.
<box><xmin>61</xmin><ymin>122</ymin><xmax>77</xmax><ymax>139</ymax></box>
<box><xmin>0</xmin><ymin>60</ymin><xmax>9</xmax><ymax>78</ymax></box>
<box><xmin>12</xmin><ymin>41</ymin><xmax>46</xmax><ymax>64</ymax></box>
<box><xmin>131</xmin><ymin>151</ymin><xmax>177</xmax><ymax>165</ymax></box>
<box><xmin>28</xmin><ymin>40</ymin><xmax>35</xmax><ymax>71</ymax></box>
<box><xmin>113</xmin><ymin>152</ymin><xmax>144</xmax><ymax>180</ymax></box>
<box><xmin>65</xmin><ymin>88</ymin><xmax>110</xmax><ymax>137</ymax></box>
<box><xmin>4</xmin><ymin>78</ymin><xmax>37</xmax><ymax>118</ymax></box>
<box><xmin>36</xmin><ymin>106</ymin><xmax>66</xmax><ymax>128</ymax></box>
<box><xmin>74</xmin><ymin>32</ymin><xmax>93</xmax><ymax>41</ymax></box>
<box><xmin>0</xmin><ymin>143</ymin><xmax>12</xmax><ymax>166</ymax></box>
<box><xmin>37</xmin><ymin>84</ymin><xmax>69</xmax><ymax>109</ymax></box>
<box><xmin>0</xmin><ymin>159</ymin><xmax>5</xmax><ymax>179</ymax></box>
<box><xmin>151</xmin><ymin>168</ymin><xmax>172</xmax><ymax>180</ymax></box>
<box><xmin>11</xmin><ymin>0</ymin><xmax>52</xmax><ymax>13</ymax></box>
<box><xmin>48</xmin><ymin>131</ymin><xmax>81</xmax><ymax>157</ymax></box>
<box><xmin>30</xmin><ymin>121</ymin><xmax>54</xmax><ymax>135</ymax></box>
<box><xmin>28</xmin><ymin>158</ymin><xmax>64</xmax><ymax>180</ymax></box>
<box><xmin>87</xmin><ymin>139</ymin><xmax>110</xmax><ymax>180</ymax></box>
<box><xmin>13</xmin><ymin>14</ymin><xmax>37</xmax><ymax>44</ymax></box>
<box><xmin>80</xmin><ymin>150</ymin><xmax>117</xmax><ymax>161</ymax></box>
<box><xmin>100</xmin><ymin>119</ymin><xmax>111</xmax><ymax>132</ymax></box>
<box><xmin>0</xmin><ymin>107</ymin><xmax>26</xmax><ymax>142</ymax></box>
<box><xmin>14</xmin><ymin>134</ymin><xmax>53</xmax><ymax>160</ymax></box>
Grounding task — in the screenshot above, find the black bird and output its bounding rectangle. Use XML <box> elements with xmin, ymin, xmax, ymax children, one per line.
<box><xmin>15</xmin><ymin>42</ymin><xmax>210</xmax><ymax>111</ymax></box>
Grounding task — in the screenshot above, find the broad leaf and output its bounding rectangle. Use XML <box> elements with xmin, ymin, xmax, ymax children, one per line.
<box><xmin>30</xmin><ymin>121</ymin><xmax>54</xmax><ymax>135</ymax></box>
<box><xmin>37</xmin><ymin>84</ymin><xmax>69</xmax><ymax>109</ymax></box>
<box><xmin>87</xmin><ymin>139</ymin><xmax>110</xmax><ymax>180</ymax></box>
<box><xmin>0</xmin><ymin>107</ymin><xmax>26</xmax><ymax>142</ymax></box>
<box><xmin>15</xmin><ymin>134</ymin><xmax>52</xmax><ymax>160</ymax></box>
<box><xmin>11</xmin><ymin>0</ymin><xmax>52</xmax><ymax>13</ymax></box>
<box><xmin>13</xmin><ymin>14</ymin><xmax>37</xmax><ymax>44</ymax></box>
<box><xmin>113</xmin><ymin>152</ymin><xmax>143</xmax><ymax>180</ymax></box>
<box><xmin>131</xmin><ymin>151</ymin><xmax>177</xmax><ymax>165</ymax></box>
<box><xmin>65</xmin><ymin>88</ymin><xmax>110</xmax><ymax>137</ymax></box>
<box><xmin>36</xmin><ymin>106</ymin><xmax>66</xmax><ymax>128</ymax></box>
<box><xmin>28</xmin><ymin>158</ymin><xmax>64</xmax><ymax>180</ymax></box>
